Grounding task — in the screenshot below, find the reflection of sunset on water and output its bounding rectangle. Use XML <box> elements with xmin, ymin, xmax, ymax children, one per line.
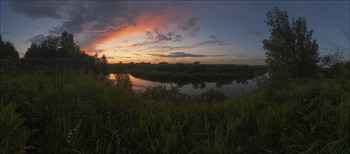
<box><xmin>109</xmin><ymin>73</ymin><xmax>259</xmax><ymax>98</ymax></box>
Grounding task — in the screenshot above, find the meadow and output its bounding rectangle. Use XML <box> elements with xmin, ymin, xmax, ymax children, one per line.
<box><xmin>1</xmin><ymin>64</ymin><xmax>349</xmax><ymax>153</ymax></box>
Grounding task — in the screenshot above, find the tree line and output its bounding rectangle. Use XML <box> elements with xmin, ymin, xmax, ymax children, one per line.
<box><xmin>0</xmin><ymin>32</ymin><xmax>108</xmax><ymax>75</ymax></box>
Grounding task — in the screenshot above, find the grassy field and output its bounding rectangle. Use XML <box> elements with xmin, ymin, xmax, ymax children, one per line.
<box><xmin>1</xmin><ymin>66</ymin><xmax>349</xmax><ymax>153</ymax></box>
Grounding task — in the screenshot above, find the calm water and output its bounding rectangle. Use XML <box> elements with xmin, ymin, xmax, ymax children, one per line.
<box><xmin>109</xmin><ymin>74</ymin><xmax>259</xmax><ymax>98</ymax></box>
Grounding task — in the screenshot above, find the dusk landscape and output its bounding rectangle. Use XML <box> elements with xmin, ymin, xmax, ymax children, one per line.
<box><xmin>1</xmin><ymin>1</ymin><xmax>350</xmax><ymax>153</ymax></box>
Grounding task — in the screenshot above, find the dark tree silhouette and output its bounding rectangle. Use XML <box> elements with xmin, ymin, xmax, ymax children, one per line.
<box><xmin>0</xmin><ymin>35</ymin><xmax>19</xmax><ymax>59</ymax></box>
<box><xmin>24</xmin><ymin>32</ymin><xmax>108</xmax><ymax>74</ymax></box>
<box><xmin>25</xmin><ymin>32</ymin><xmax>82</xmax><ymax>58</ymax></box>
<box><xmin>292</xmin><ymin>18</ymin><xmax>319</xmax><ymax>78</ymax></box>
<box><xmin>59</xmin><ymin>31</ymin><xmax>80</xmax><ymax>58</ymax></box>
<box><xmin>263</xmin><ymin>7</ymin><xmax>319</xmax><ymax>86</ymax></box>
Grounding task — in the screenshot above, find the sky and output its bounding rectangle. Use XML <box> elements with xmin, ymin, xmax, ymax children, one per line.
<box><xmin>1</xmin><ymin>0</ymin><xmax>349</xmax><ymax>64</ymax></box>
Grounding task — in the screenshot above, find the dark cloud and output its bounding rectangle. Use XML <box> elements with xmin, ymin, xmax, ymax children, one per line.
<box><xmin>1</xmin><ymin>31</ymin><xmax>16</xmax><ymax>37</ymax></box>
<box><xmin>179</xmin><ymin>17</ymin><xmax>200</xmax><ymax>31</ymax></box>
<box><xmin>209</xmin><ymin>35</ymin><xmax>219</xmax><ymax>39</ymax></box>
<box><xmin>8</xmin><ymin>1</ymin><xmax>66</xmax><ymax>20</ymax></box>
<box><xmin>185</xmin><ymin>26</ymin><xmax>200</xmax><ymax>38</ymax></box>
<box><xmin>31</xmin><ymin>25</ymin><xmax>41</xmax><ymax>29</ymax></box>
<box><xmin>131</xmin><ymin>41</ymin><xmax>151</xmax><ymax>47</ymax></box>
<box><xmin>218</xmin><ymin>42</ymin><xmax>230</xmax><ymax>46</ymax></box>
<box><xmin>327</xmin><ymin>41</ymin><xmax>339</xmax><ymax>48</ymax></box>
<box><xmin>146</xmin><ymin>28</ymin><xmax>182</xmax><ymax>42</ymax></box>
<box><xmin>212</xmin><ymin>54</ymin><xmax>225</xmax><ymax>57</ymax></box>
<box><xmin>322</xmin><ymin>47</ymin><xmax>349</xmax><ymax>53</ymax></box>
<box><xmin>8</xmin><ymin>1</ymin><xmax>170</xmax><ymax>51</ymax></box>
<box><xmin>152</xmin><ymin>45</ymin><xmax>189</xmax><ymax>51</ymax></box>
<box><xmin>239</xmin><ymin>27</ymin><xmax>264</xmax><ymax>38</ymax></box>
<box><xmin>197</xmin><ymin>40</ymin><xmax>230</xmax><ymax>46</ymax></box>
<box><xmin>235</xmin><ymin>54</ymin><xmax>247</xmax><ymax>57</ymax></box>
<box><xmin>177</xmin><ymin>17</ymin><xmax>201</xmax><ymax>39</ymax></box>
<box><xmin>151</xmin><ymin>52</ymin><xmax>225</xmax><ymax>58</ymax></box>
<box><xmin>153</xmin><ymin>52</ymin><xmax>207</xmax><ymax>58</ymax></box>
<box><xmin>29</xmin><ymin>34</ymin><xmax>46</xmax><ymax>44</ymax></box>
<box><xmin>338</xmin><ymin>26</ymin><xmax>349</xmax><ymax>40</ymax></box>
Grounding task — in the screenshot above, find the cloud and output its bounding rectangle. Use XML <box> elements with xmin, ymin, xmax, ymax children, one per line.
<box><xmin>209</xmin><ymin>35</ymin><xmax>219</xmax><ymax>39</ymax></box>
<box><xmin>185</xmin><ymin>26</ymin><xmax>200</xmax><ymax>38</ymax></box>
<box><xmin>322</xmin><ymin>47</ymin><xmax>349</xmax><ymax>53</ymax></box>
<box><xmin>151</xmin><ymin>52</ymin><xmax>225</xmax><ymax>58</ymax></box>
<box><xmin>197</xmin><ymin>40</ymin><xmax>230</xmax><ymax>46</ymax></box>
<box><xmin>29</xmin><ymin>34</ymin><xmax>46</xmax><ymax>44</ymax></box>
<box><xmin>338</xmin><ymin>26</ymin><xmax>349</xmax><ymax>40</ymax></box>
<box><xmin>8</xmin><ymin>1</ymin><xmax>183</xmax><ymax>53</ymax></box>
<box><xmin>131</xmin><ymin>41</ymin><xmax>155</xmax><ymax>48</ymax></box>
<box><xmin>1</xmin><ymin>31</ymin><xmax>16</xmax><ymax>37</ymax></box>
<box><xmin>178</xmin><ymin>17</ymin><xmax>201</xmax><ymax>39</ymax></box>
<box><xmin>235</xmin><ymin>54</ymin><xmax>247</xmax><ymax>57</ymax></box>
<box><xmin>152</xmin><ymin>45</ymin><xmax>189</xmax><ymax>51</ymax></box>
<box><xmin>145</xmin><ymin>28</ymin><xmax>182</xmax><ymax>42</ymax></box>
<box><xmin>179</xmin><ymin>17</ymin><xmax>200</xmax><ymax>31</ymax></box>
<box><xmin>152</xmin><ymin>52</ymin><xmax>206</xmax><ymax>58</ymax></box>
<box><xmin>212</xmin><ymin>54</ymin><xmax>225</xmax><ymax>57</ymax></box>
<box><xmin>8</xmin><ymin>1</ymin><xmax>66</xmax><ymax>20</ymax></box>
<box><xmin>31</xmin><ymin>25</ymin><xmax>41</xmax><ymax>29</ymax></box>
<box><xmin>240</xmin><ymin>27</ymin><xmax>264</xmax><ymax>38</ymax></box>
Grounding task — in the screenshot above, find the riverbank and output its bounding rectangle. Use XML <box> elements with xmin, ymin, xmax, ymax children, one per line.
<box><xmin>1</xmin><ymin>68</ymin><xmax>349</xmax><ymax>153</ymax></box>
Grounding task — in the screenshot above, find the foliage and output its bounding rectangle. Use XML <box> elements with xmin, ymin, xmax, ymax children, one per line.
<box><xmin>0</xmin><ymin>102</ymin><xmax>32</xmax><ymax>154</ymax></box>
<box><xmin>199</xmin><ymin>89</ymin><xmax>227</xmax><ymax>105</ymax></box>
<box><xmin>114</xmin><ymin>73</ymin><xmax>132</xmax><ymax>90</ymax></box>
<box><xmin>24</xmin><ymin>32</ymin><xmax>80</xmax><ymax>58</ymax></box>
<box><xmin>143</xmin><ymin>85</ymin><xmax>185</xmax><ymax>104</ymax></box>
<box><xmin>263</xmin><ymin>7</ymin><xmax>319</xmax><ymax>84</ymax></box>
<box><xmin>320</xmin><ymin>52</ymin><xmax>344</xmax><ymax>68</ymax></box>
<box><xmin>319</xmin><ymin>52</ymin><xmax>350</xmax><ymax>79</ymax></box>
<box><xmin>0</xmin><ymin>35</ymin><xmax>19</xmax><ymax>60</ymax></box>
<box><xmin>1</xmin><ymin>66</ymin><xmax>349</xmax><ymax>153</ymax></box>
<box><xmin>24</xmin><ymin>32</ymin><xmax>108</xmax><ymax>75</ymax></box>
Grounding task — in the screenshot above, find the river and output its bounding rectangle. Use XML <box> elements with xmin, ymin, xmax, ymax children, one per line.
<box><xmin>109</xmin><ymin>73</ymin><xmax>259</xmax><ymax>98</ymax></box>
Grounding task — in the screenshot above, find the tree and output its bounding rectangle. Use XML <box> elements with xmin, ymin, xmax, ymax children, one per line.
<box><xmin>24</xmin><ymin>43</ymin><xmax>42</xmax><ymax>58</ymax></box>
<box><xmin>263</xmin><ymin>7</ymin><xmax>319</xmax><ymax>84</ymax></box>
<box><xmin>24</xmin><ymin>32</ymin><xmax>109</xmax><ymax>75</ymax></box>
<box><xmin>59</xmin><ymin>31</ymin><xmax>80</xmax><ymax>58</ymax></box>
<box><xmin>0</xmin><ymin>35</ymin><xmax>19</xmax><ymax>59</ymax></box>
<box><xmin>25</xmin><ymin>31</ymin><xmax>81</xmax><ymax>58</ymax></box>
<box><xmin>292</xmin><ymin>18</ymin><xmax>319</xmax><ymax>78</ymax></box>
<box><xmin>320</xmin><ymin>52</ymin><xmax>343</xmax><ymax>68</ymax></box>
<box><xmin>100</xmin><ymin>54</ymin><xmax>108</xmax><ymax>75</ymax></box>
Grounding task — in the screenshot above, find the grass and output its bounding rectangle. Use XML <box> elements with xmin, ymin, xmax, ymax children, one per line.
<box><xmin>0</xmin><ymin>66</ymin><xmax>349</xmax><ymax>153</ymax></box>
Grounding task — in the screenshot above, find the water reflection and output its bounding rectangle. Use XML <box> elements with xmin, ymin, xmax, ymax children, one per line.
<box><xmin>109</xmin><ymin>73</ymin><xmax>259</xmax><ymax>98</ymax></box>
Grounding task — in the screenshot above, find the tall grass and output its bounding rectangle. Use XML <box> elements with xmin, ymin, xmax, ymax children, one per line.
<box><xmin>0</xmin><ymin>67</ymin><xmax>349</xmax><ymax>153</ymax></box>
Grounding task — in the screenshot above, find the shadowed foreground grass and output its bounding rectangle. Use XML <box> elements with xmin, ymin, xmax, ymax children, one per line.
<box><xmin>1</xmin><ymin>68</ymin><xmax>349</xmax><ymax>153</ymax></box>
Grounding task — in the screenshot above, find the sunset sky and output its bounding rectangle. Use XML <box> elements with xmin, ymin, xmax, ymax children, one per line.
<box><xmin>1</xmin><ymin>1</ymin><xmax>349</xmax><ymax>64</ymax></box>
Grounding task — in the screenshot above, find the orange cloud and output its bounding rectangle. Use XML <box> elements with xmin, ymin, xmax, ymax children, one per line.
<box><xmin>94</xmin><ymin>5</ymin><xmax>183</xmax><ymax>49</ymax></box>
